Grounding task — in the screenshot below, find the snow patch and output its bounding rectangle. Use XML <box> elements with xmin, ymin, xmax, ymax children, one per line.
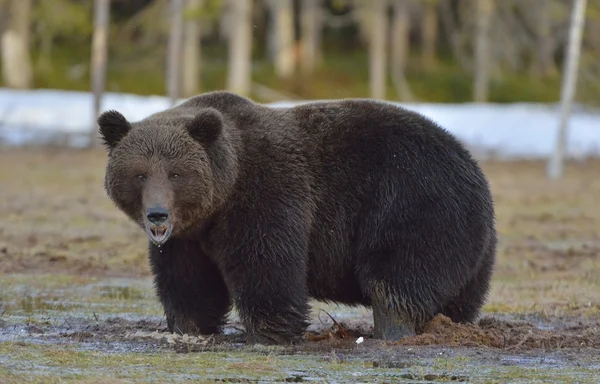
<box><xmin>1</xmin><ymin>88</ymin><xmax>599</xmax><ymax>160</ymax></box>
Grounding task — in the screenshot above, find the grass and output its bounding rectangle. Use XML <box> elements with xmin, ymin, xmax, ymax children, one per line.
<box><xmin>1</xmin><ymin>341</ymin><xmax>598</xmax><ymax>383</ymax></box>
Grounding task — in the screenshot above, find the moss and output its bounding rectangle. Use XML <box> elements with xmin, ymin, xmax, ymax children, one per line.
<box><xmin>0</xmin><ymin>342</ymin><xmax>361</xmax><ymax>382</ymax></box>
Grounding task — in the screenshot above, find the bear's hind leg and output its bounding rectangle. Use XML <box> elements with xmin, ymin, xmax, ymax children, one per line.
<box><xmin>440</xmin><ymin>241</ymin><xmax>495</xmax><ymax>324</ymax></box>
<box><xmin>370</xmin><ymin>283</ymin><xmax>417</xmax><ymax>341</ymax></box>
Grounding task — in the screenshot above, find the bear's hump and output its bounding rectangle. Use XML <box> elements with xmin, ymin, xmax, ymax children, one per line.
<box><xmin>180</xmin><ymin>91</ymin><xmax>256</xmax><ymax>111</ymax></box>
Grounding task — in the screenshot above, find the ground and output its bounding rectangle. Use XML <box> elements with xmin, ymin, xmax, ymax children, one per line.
<box><xmin>0</xmin><ymin>148</ymin><xmax>599</xmax><ymax>383</ymax></box>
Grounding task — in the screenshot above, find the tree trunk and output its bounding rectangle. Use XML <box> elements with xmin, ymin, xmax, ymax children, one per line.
<box><xmin>37</xmin><ymin>23</ymin><xmax>54</xmax><ymax>73</ymax></box>
<box><xmin>90</xmin><ymin>0</ymin><xmax>110</xmax><ymax>148</ymax></box>
<box><xmin>370</xmin><ymin>0</ymin><xmax>388</xmax><ymax>100</ymax></box>
<box><xmin>300</xmin><ymin>0</ymin><xmax>321</xmax><ymax>75</ymax></box>
<box><xmin>166</xmin><ymin>0</ymin><xmax>184</xmax><ymax>105</ymax></box>
<box><xmin>182</xmin><ymin>0</ymin><xmax>203</xmax><ymax>97</ymax></box>
<box><xmin>473</xmin><ymin>0</ymin><xmax>493</xmax><ymax>102</ymax></box>
<box><xmin>390</xmin><ymin>0</ymin><xmax>412</xmax><ymax>101</ymax></box>
<box><xmin>227</xmin><ymin>0</ymin><xmax>252</xmax><ymax>96</ymax></box>
<box><xmin>1</xmin><ymin>0</ymin><xmax>33</xmax><ymax>89</ymax></box>
<box><xmin>268</xmin><ymin>0</ymin><xmax>295</xmax><ymax>79</ymax></box>
<box><xmin>421</xmin><ymin>0</ymin><xmax>438</xmax><ymax>68</ymax></box>
<box><xmin>547</xmin><ymin>0</ymin><xmax>588</xmax><ymax>180</ymax></box>
<box><xmin>530</xmin><ymin>0</ymin><xmax>558</xmax><ymax>78</ymax></box>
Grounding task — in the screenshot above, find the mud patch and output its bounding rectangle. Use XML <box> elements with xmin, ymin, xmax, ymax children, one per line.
<box><xmin>393</xmin><ymin>314</ymin><xmax>600</xmax><ymax>351</ymax></box>
<box><xmin>2</xmin><ymin>306</ymin><xmax>600</xmax><ymax>383</ymax></box>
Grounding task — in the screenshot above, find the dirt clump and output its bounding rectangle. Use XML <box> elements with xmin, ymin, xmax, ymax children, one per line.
<box><xmin>394</xmin><ymin>314</ymin><xmax>600</xmax><ymax>351</ymax></box>
<box><xmin>479</xmin><ymin>317</ymin><xmax>600</xmax><ymax>350</ymax></box>
<box><xmin>395</xmin><ymin>314</ymin><xmax>504</xmax><ymax>348</ymax></box>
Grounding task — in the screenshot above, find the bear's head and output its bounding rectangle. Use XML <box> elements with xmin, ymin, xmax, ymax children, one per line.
<box><xmin>98</xmin><ymin>107</ymin><xmax>238</xmax><ymax>245</ymax></box>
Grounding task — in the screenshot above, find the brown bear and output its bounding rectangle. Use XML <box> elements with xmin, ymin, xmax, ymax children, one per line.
<box><xmin>98</xmin><ymin>91</ymin><xmax>496</xmax><ymax>345</ymax></box>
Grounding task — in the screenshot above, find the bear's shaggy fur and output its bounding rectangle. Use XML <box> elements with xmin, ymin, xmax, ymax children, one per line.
<box><xmin>98</xmin><ymin>91</ymin><xmax>496</xmax><ymax>345</ymax></box>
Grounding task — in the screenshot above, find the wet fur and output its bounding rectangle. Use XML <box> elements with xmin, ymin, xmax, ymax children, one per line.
<box><xmin>100</xmin><ymin>91</ymin><xmax>497</xmax><ymax>345</ymax></box>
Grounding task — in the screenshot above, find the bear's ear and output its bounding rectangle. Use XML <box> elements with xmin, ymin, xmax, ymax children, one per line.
<box><xmin>186</xmin><ymin>108</ymin><xmax>224</xmax><ymax>145</ymax></box>
<box><xmin>97</xmin><ymin>110</ymin><xmax>131</xmax><ymax>150</ymax></box>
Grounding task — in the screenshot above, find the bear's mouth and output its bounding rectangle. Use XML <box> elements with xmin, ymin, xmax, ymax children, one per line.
<box><xmin>146</xmin><ymin>224</ymin><xmax>173</xmax><ymax>246</ymax></box>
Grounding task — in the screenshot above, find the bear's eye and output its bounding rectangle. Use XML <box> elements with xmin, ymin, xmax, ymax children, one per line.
<box><xmin>136</xmin><ymin>174</ymin><xmax>146</xmax><ymax>182</ymax></box>
<box><xmin>169</xmin><ymin>173</ymin><xmax>180</xmax><ymax>181</ymax></box>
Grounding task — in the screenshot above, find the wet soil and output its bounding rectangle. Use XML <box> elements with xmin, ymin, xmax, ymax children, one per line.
<box><xmin>2</xmin><ymin>296</ymin><xmax>599</xmax><ymax>382</ymax></box>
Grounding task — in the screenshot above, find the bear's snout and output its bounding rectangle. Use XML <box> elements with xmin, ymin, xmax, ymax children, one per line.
<box><xmin>146</xmin><ymin>206</ymin><xmax>169</xmax><ymax>225</ymax></box>
<box><xmin>144</xmin><ymin>206</ymin><xmax>173</xmax><ymax>246</ymax></box>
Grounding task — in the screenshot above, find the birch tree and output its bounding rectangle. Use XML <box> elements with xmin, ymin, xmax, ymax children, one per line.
<box><xmin>369</xmin><ymin>0</ymin><xmax>388</xmax><ymax>100</ymax></box>
<box><xmin>529</xmin><ymin>0</ymin><xmax>559</xmax><ymax>78</ymax></box>
<box><xmin>267</xmin><ymin>0</ymin><xmax>295</xmax><ymax>79</ymax></box>
<box><xmin>1</xmin><ymin>0</ymin><xmax>33</xmax><ymax>89</ymax></box>
<box><xmin>300</xmin><ymin>0</ymin><xmax>322</xmax><ymax>75</ymax></box>
<box><xmin>90</xmin><ymin>0</ymin><xmax>110</xmax><ymax>148</ymax></box>
<box><xmin>226</xmin><ymin>0</ymin><xmax>252</xmax><ymax>96</ymax></box>
<box><xmin>182</xmin><ymin>0</ymin><xmax>203</xmax><ymax>97</ymax></box>
<box><xmin>473</xmin><ymin>0</ymin><xmax>493</xmax><ymax>102</ymax></box>
<box><xmin>166</xmin><ymin>0</ymin><xmax>184</xmax><ymax>105</ymax></box>
<box><xmin>390</xmin><ymin>0</ymin><xmax>412</xmax><ymax>101</ymax></box>
<box><xmin>547</xmin><ymin>0</ymin><xmax>588</xmax><ymax>180</ymax></box>
<box><xmin>420</xmin><ymin>0</ymin><xmax>438</xmax><ymax>68</ymax></box>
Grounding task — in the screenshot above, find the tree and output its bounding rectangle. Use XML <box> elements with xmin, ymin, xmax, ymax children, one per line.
<box><xmin>182</xmin><ymin>0</ymin><xmax>203</xmax><ymax>97</ymax></box>
<box><xmin>300</xmin><ymin>0</ymin><xmax>322</xmax><ymax>75</ymax></box>
<box><xmin>390</xmin><ymin>0</ymin><xmax>413</xmax><ymax>101</ymax></box>
<box><xmin>547</xmin><ymin>0</ymin><xmax>588</xmax><ymax>180</ymax></box>
<box><xmin>1</xmin><ymin>0</ymin><xmax>33</xmax><ymax>89</ymax></box>
<box><xmin>420</xmin><ymin>0</ymin><xmax>438</xmax><ymax>68</ymax></box>
<box><xmin>167</xmin><ymin>0</ymin><xmax>184</xmax><ymax>105</ymax></box>
<box><xmin>90</xmin><ymin>0</ymin><xmax>110</xmax><ymax>148</ymax></box>
<box><xmin>226</xmin><ymin>0</ymin><xmax>252</xmax><ymax>96</ymax></box>
<box><xmin>529</xmin><ymin>0</ymin><xmax>559</xmax><ymax>78</ymax></box>
<box><xmin>267</xmin><ymin>0</ymin><xmax>295</xmax><ymax>79</ymax></box>
<box><xmin>473</xmin><ymin>0</ymin><xmax>493</xmax><ymax>102</ymax></box>
<box><xmin>369</xmin><ymin>0</ymin><xmax>388</xmax><ymax>100</ymax></box>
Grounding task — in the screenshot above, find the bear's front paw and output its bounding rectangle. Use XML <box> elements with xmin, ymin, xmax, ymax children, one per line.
<box><xmin>246</xmin><ymin>330</ymin><xmax>303</xmax><ymax>346</ymax></box>
<box><xmin>167</xmin><ymin>313</ymin><xmax>221</xmax><ymax>336</ymax></box>
<box><xmin>243</xmin><ymin>312</ymin><xmax>310</xmax><ymax>345</ymax></box>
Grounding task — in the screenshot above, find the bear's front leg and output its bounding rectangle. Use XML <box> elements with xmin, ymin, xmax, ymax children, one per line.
<box><xmin>234</xmin><ymin>272</ymin><xmax>311</xmax><ymax>345</ymax></box>
<box><xmin>216</xmin><ymin>224</ymin><xmax>312</xmax><ymax>344</ymax></box>
<box><xmin>149</xmin><ymin>239</ymin><xmax>231</xmax><ymax>335</ymax></box>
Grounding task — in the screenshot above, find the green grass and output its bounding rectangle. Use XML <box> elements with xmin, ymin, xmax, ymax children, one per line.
<box><xmin>1</xmin><ymin>341</ymin><xmax>598</xmax><ymax>383</ymax></box>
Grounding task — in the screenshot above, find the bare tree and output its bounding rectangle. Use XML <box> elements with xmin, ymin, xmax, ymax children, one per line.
<box><xmin>473</xmin><ymin>0</ymin><xmax>493</xmax><ymax>102</ymax></box>
<box><xmin>227</xmin><ymin>0</ymin><xmax>252</xmax><ymax>96</ymax></box>
<box><xmin>547</xmin><ymin>0</ymin><xmax>588</xmax><ymax>180</ymax></box>
<box><xmin>267</xmin><ymin>0</ymin><xmax>295</xmax><ymax>79</ymax></box>
<box><xmin>370</xmin><ymin>0</ymin><xmax>388</xmax><ymax>100</ymax></box>
<box><xmin>529</xmin><ymin>0</ymin><xmax>558</xmax><ymax>78</ymax></box>
<box><xmin>167</xmin><ymin>0</ymin><xmax>184</xmax><ymax>105</ymax></box>
<box><xmin>182</xmin><ymin>0</ymin><xmax>203</xmax><ymax>97</ymax></box>
<box><xmin>420</xmin><ymin>0</ymin><xmax>438</xmax><ymax>68</ymax></box>
<box><xmin>1</xmin><ymin>0</ymin><xmax>33</xmax><ymax>89</ymax></box>
<box><xmin>300</xmin><ymin>0</ymin><xmax>322</xmax><ymax>75</ymax></box>
<box><xmin>390</xmin><ymin>0</ymin><xmax>413</xmax><ymax>101</ymax></box>
<box><xmin>90</xmin><ymin>0</ymin><xmax>110</xmax><ymax>148</ymax></box>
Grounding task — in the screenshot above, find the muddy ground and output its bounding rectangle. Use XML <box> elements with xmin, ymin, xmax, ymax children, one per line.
<box><xmin>0</xmin><ymin>148</ymin><xmax>599</xmax><ymax>383</ymax></box>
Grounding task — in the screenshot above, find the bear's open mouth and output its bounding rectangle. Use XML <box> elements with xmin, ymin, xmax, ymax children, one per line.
<box><xmin>146</xmin><ymin>224</ymin><xmax>172</xmax><ymax>246</ymax></box>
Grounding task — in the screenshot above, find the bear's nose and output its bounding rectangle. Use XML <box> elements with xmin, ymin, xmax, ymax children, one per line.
<box><xmin>146</xmin><ymin>207</ymin><xmax>169</xmax><ymax>225</ymax></box>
